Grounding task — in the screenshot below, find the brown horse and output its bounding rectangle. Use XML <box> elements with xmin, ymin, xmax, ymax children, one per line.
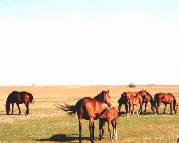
<box><xmin>98</xmin><ymin>107</ymin><xmax>118</xmax><ymax>140</ymax></box>
<box><xmin>154</xmin><ymin>93</ymin><xmax>178</xmax><ymax>115</ymax></box>
<box><xmin>118</xmin><ymin>91</ymin><xmax>143</xmax><ymax>116</ymax></box>
<box><xmin>60</xmin><ymin>90</ymin><xmax>111</xmax><ymax>143</ymax></box>
<box><xmin>5</xmin><ymin>91</ymin><xmax>33</xmax><ymax>115</ymax></box>
<box><xmin>137</xmin><ymin>90</ymin><xmax>156</xmax><ymax>114</ymax></box>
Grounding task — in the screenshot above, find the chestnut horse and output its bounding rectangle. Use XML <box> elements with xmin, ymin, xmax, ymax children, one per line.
<box><xmin>60</xmin><ymin>90</ymin><xmax>111</xmax><ymax>143</ymax></box>
<box><xmin>5</xmin><ymin>91</ymin><xmax>33</xmax><ymax>115</ymax></box>
<box><xmin>154</xmin><ymin>93</ymin><xmax>178</xmax><ymax>115</ymax></box>
<box><xmin>98</xmin><ymin>107</ymin><xmax>118</xmax><ymax>140</ymax></box>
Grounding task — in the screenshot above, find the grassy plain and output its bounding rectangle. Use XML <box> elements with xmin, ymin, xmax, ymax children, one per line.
<box><xmin>0</xmin><ymin>85</ymin><xmax>179</xmax><ymax>143</ymax></box>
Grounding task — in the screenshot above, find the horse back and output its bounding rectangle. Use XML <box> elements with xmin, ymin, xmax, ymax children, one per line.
<box><xmin>99</xmin><ymin>107</ymin><xmax>118</xmax><ymax>121</ymax></box>
<box><xmin>79</xmin><ymin>97</ymin><xmax>104</xmax><ymax>119</ymax></box>
<box><xmin>155</xmin><ymin>93</ymin><xmax>175</xmax><ymax>104</ymax></box>
<box><xmin>7</xmin><ymin>91</ymin><xmax>33</xmax><ymax>104</ymax></box>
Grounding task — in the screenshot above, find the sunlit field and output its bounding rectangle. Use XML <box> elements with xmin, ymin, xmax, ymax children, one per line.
<box><xmin>0</xmin><ymin>85</ymin><xmax>179</xmax><ymax>143</ymax></box>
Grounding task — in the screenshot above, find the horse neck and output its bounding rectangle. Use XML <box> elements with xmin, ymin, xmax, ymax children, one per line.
<box><xmin>6</xmin><ymin>99</ymin><xmax>10</xmax><ymax>106</ymax></box>
<box><xmin>147</xmin><ymin>93</ymin><xmax>153</xmax><ymax>103</ymax></box>
<box><xmin>6</xmin><ymin>98</ymin><xmax>11</xmax><ymax>111</ymax></box>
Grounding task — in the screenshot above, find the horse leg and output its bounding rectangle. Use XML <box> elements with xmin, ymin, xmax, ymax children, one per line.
<box><xmin>156</xmin><ymin>102</ymin><xmax>160</xmax><ymax>115</ymax></box>
<box><xmin>89</xmin><ymin>118</ymin><xmax>94</xmax><ymax>143</ymax></box>
<box><xmin>79</xmin><ymin>119</ymin><xmax>82</xmax><ymax>143</ymax></box>
<box><xmin>107</xmin><ymin>120</ymin><xmax>112</xmax><ymax>139</ymax></box>
<box><xmin>16</xmin><ymin>104</ymin><xmax>21</xmax><ymax>115</ymax></box>
<box><xmin>136</xmin><ymin>105</ymin><xmax>140</xmax><ymax>117</ymax></box>
<box><xmin>99</xmin><ymin>120</ymin><xmax>105</xmax><ymax>140</ymax></box>
<box><xmin>144</xmin><ymin>102</ymin><xmax>148</xmax><ymax>114</ymax></box>
<box><xmin>11</xmin><ymin>103</ymin><xmax>14</xmax><ymax>115</ymax></box>
<box><xmin>132</xmin><ymin>104</ymin><xmax>135</xmax><ymax>116</ymax></box>
<box><xmin>170</xmin><ymin>103</ymin><xmax>173</xmax><ymax>114</ymax></box>
<box><xmin>128</xmin><ymin>103</ymin><xmax>132</xmax><ymax>117</ymax></box>
<box><xmin>163</xmin><ymin>104</ymin><xmax>167</xmax><ymax>114</ymax></box>
<box><xmin>111</xmin><ymin>120</ymin><xmax>115</xmax><ymax>139</ymax></box>
<box><xmin>25</xmin><ymin>103</ymin><xmax>29</xmax><ymax>115</ymax></box>
<box><xmin>139</xmin><ymin>102</ymin><xmax>143</xmax><ymax>114</ymax></box>
<box><xmin>118</xmin><ymin>104</ymin><xmax>122</xmax><ymax>116</ymax></box>
<box><xmin>114</xmin><ymin>119</ymin><xmax>118</xmax><ymax>140</ymax></box>
<box><xmin>125</xmin><ymin>103</ymin><xmax>128</xmax><ymax>116</ymax></box>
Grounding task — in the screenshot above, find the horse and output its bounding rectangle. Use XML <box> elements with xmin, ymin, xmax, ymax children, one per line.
<box><xmin>60</xmin><ymin>90</ymin><xmax>111</xmax><ymax>143</ymax></box>
<box><xmin>132</xmin><ymin>93</ymin><xmax>143</xmax><ymax>116</ymax></box>
<box><xmin>98</xmin><ymin>107</ymin><xmax>118</xmax><ymax>140</ymax></box>
<box><xmin>137</xmin><ymin>90</ymin><xmax>156</xmax><ymax>114</ymax></box>
<box><xmin>5</xmin><ymin>91</ymin><xmax>33</xmax><ymax>115</ymax></box>
<box><xmin>118</xmin><ymin>91</ymin><xmax>143</xmax><ymax>116</ymax></box>
<box><xmin>154</xmin><ymin>93</ymin><xmax>178</xmax><ymax>115</ymax></box>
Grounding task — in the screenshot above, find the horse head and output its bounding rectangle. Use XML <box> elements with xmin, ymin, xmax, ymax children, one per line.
<box><xmin>5</xmin><ymin>103</ymin><xmax>10</xmax><ymax>115</ymax></box>
<box><xmin>139</xmin><ymin>89</ymin><xmax>147</xmax><ymax>97</ymax></box>
<box><xmin>102</xmin><ymin>90</ymin><xmax>111</xmax><ymax>107</ymax></box>
<box><xmin>151</xmin><ymin>100</ymin><xmax>157</xmax><ymax>113</ymax></box>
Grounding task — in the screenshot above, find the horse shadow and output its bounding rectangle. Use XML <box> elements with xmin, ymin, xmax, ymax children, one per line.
<box><xmin>36</xmin><ymin>134</ymin><xmax>89</xmax><ymax>142</ymax></box>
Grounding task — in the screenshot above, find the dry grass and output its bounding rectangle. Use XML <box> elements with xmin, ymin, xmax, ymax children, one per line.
<box><xmin>0</xmin><ymin>85</ymin><xmax>179</xmax><ymax>142</ymax></box>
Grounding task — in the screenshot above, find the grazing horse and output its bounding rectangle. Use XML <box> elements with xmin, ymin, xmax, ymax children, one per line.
<box><xmin>154</xmin><ymin>93</ymin><xmax>178</xmax><ymax>115</ymax></box>
<box><xmin>98</xmin><ymin>107</ymin><xmax>118</xmax><ymax>140</ymax></box>
<box><xmin>60</xmin><ymin>90</ymin><xmax>111</xmax><ymax>143</ymax></box>
<box><xmin>137</xmin><ymin>90</ymin><xmax>156</xmax><ymax>114</ymax></box>
<box><xmin>5</xmin><ymin>91</ymin><xmax>33</xmax><ymax>115</ymax></box>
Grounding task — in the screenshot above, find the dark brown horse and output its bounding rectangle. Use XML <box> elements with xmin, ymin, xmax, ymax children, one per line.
<box><xmin>5</xmin><ymin>91</ymin><xmax>33</xmax><ymax>115</ymax></box>
<box><xmin>137</xmin><ymin>90</ymin><xmax>156</xmax><ymax>114</ymax></box>
<box><xmin>60</xmin><ymin>90</ymin><xmax>111</xmax><ymax>143</ymax></box>
<box><xmin>154</xmin><ymin>93</ymin><xmax>178</xmax><ymax>115</ymax></box>
<box><xmin>118</xmin><ymin>91</ymin><xmax>134</xmax><ymax>116</ymax></box>
<box><xmin>98</xmin><ymin>107</ymin><xmax>118</xmax><ymax>140</ymax></box>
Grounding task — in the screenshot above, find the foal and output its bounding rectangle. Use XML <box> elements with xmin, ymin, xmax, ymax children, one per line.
<box><xmin>98</xmin><ymin>107</ymin><xmax>118</xmax><ymax>140</ymax></box>
<box><xmin>132</xmin><ymin>93</ymin><xmax>143</xmax><ymax>116</ymax></box>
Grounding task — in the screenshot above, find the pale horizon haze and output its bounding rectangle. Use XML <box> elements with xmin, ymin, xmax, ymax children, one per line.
<box><xmin>0</xmin><ymin>0</ymin><xmax>179</xmax><ymax>85</ymax></box>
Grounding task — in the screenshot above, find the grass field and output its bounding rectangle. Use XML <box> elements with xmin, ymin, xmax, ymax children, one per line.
<box><xmin>0</xmin><ymin>85</ymin><xmax>179</xmax><ymax>143</ymax></box>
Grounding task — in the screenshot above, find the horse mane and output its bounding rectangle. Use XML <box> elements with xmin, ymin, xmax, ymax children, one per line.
<box><xmin>94</xmin><ymin>91</ymin><xmax>104</xmax><ymax>102</ymax></box>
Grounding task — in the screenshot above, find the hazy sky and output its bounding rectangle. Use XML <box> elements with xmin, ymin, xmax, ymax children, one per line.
<box><xmin>0</xmin><ymin>0</ymin><xmax>179</xmax><ymax>85</ymax></box>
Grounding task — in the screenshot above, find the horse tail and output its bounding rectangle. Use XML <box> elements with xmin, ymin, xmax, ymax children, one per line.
<box><xmin>60</xmin><ymin>98</ymin><xmax>84</xmax><ymax>115</ymax></box>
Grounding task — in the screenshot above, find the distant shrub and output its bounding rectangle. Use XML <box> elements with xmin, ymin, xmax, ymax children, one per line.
<box><xmin>129</xmin><ymin>83</ymin><xmax>136</xmax><ymax>88</ymax></box>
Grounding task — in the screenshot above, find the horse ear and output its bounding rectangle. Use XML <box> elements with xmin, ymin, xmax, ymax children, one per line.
<box><xmin>107</xmin><ymin>90</ymin><xmax>109</xmax><ymax>93</ymax></box>
<box><xmin>102</xmin><ymin>90</ymin><xmax>104</xmax><ymax>92</ymax></box>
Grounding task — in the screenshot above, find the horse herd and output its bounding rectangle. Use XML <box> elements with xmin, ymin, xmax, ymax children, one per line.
<box><xmin>60</xmin><ymin>90</ymin><xmax>178</xmax><ymax>143</ymax></box>
<box><xmin>4</xmin><ymin>90</ymin><xmax>178</xmax><ymax>143</ymax></box>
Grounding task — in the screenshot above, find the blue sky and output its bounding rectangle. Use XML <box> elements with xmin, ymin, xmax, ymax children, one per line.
<box><xmin>0</xmin><ymin>0</ymin><xmax>179</xmax><ymax>85</ymax></box>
